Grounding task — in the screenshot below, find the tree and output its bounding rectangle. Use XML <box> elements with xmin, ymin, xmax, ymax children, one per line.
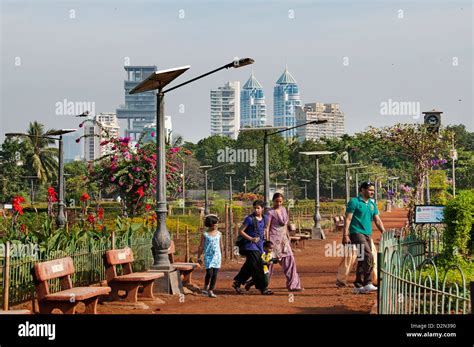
<box><xmin>0</xmin><ymin>137</ymin><xmax>26</xmax><ymax>202</ymax></box>
<box><xmin>22</xmin><ymin>122</ymin><xmax>58</xmax><ymax>184</ymax></box>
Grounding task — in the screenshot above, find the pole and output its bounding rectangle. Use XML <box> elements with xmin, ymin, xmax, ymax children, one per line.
<box><xmin>355</xmin><ymin>172</ymin><xmax>359</xmax><ymax>197</ymax></box>
<box><xmin>452</xmin><ymin>136</ymin><xmax>456</xmax><ymax>198</ymax></box>
<box><xmin>304</xmin><ymin>182</ymin><xmax>308</xmax><ymax>200</ymax></box>
<box><xmin>182</xmin><ymin>161</ymin><xmax>185</xmax><ymax>215</ymax></box>
<box><xmin>263</xmin><ymin>131</ymin><xmax>270</xmax><ymax>209</ymax></box>
<box><xmin>330</xmin><ymin>180</ymin><xmax>334</xmax><ymax>200</ymax></box>
<box><xmin>345</xmin><ymin>168</ymin><xmax>350</xmax><ymax>203</ymax></box>
<box><xmin>151</xmin><ymin>89</ymin><xmax>171</xmax><ymax>269</ymax></box>
<box><xmin>56</xmin><ymin>135</ymin><xmax>66</xmax><ymax>228</ymax></box>
<box><xmin>426</xmin><ymin>174</ymin><xmax>431</xmax><ymax>205</ymax></box>
<box><xmin>204</xmin><ymin>169</ymin><xmax>209</xmax><ymax>215</ymax></box>
<box><xmin>313</xmin><ymin>157</ymin><xmax>323</xmax><ymax>239</ymax></box>
<box><xmin>3</xmin><ymin>241</ymin><xmax>10</xmax><ymax>311</ymax></box>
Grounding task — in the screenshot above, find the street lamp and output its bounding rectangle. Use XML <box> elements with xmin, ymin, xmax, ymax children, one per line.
<box><xmin>200</xmin><ymin>163</ymin><xmax>230</xmax><ymax>215</ymax></box>
<box><xmin>300</xmin><ymin>179</ymin><xmax>310</xmax><ymax>200</ymax></box>
<box><xmin>6</xmin><ymin>129</ymin><xmax>76</xmax><ymax>228</ymax></box>
<box><xmin>239</xmin><ymin>119</ymin><xmax>327</xmax><ymax>209</ymax></box>
<box><xmin>130</xmin><ymin>58</ymin><xmax>253</xmax><ymax>269</ymax></box>
<box><xmin>330</xmin><ymin>178</ymin><xmax>337</xmax><ymax>200</ymax></box>
<box><xmin>347</xmin><ymin>166</ymin><xmax>367</xmax><ymax>196</ymax></box>
<box><xmin>300</xmin><ymin>151</ymin><xmax>334</xmax><ymax>240</ymax></box>
<box><xmin>225</xmin><ymin>170</ymin><xmax>236</xmax><ymax>205</ymax></box>
<box><xmin>333</xmin><ymin>162</ymin><xmax>361</xmax><ymax>203</ymax></box>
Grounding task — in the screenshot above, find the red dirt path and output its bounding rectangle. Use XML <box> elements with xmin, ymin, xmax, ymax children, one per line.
<box><xmin>14</xmin><ymin>208</ymin><xmax>408</xmax><ymax>314</ymax></box>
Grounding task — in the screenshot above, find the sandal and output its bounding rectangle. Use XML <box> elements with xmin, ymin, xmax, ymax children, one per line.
<box><xmin>232</xmin><ymin>281</ymin><xmax>243</xmax><ymax>295</ymax></box>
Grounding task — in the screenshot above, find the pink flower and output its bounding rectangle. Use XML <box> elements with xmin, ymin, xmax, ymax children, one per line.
<box><xmin>151</xmin><ymin>132</ymin><xmax>155</xmax><ymax>138</ymax></box>
<box><xmin>76</xmin><ymin>138</ymin><xmax>81</xmax><ymax>143</ymax></box>
<box><xmin>170</xmin><ymin>147</ymin><xmax>179</xmax><ymax>154</ymax></box>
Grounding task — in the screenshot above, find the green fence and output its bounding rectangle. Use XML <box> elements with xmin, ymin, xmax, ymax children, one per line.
<box><xmin>0</xmin><ymin>233</ymin><xmax>153</xmax><ymax>308</ymax></box>
<box><xmin>378</xmin><ymin>225</ymin><xmax>471</xmax><ymax>314</ymax></box>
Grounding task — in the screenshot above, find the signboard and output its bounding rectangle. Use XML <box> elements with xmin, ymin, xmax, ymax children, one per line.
<box><xmin>414</xmin><ymin>205</ymin><xmax>445</xmax><ymax>224</ymax></box>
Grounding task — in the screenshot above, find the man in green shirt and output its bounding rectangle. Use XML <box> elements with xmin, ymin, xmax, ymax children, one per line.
<box><xmin>343</xmin><ymin>182</ymin><xmax>386</xmax><ymax>293</ymax></box>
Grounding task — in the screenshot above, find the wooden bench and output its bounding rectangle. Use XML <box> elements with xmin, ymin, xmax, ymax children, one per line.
<box><xmin>334</xmin><ymin>215</ymin><xmax>345</xmax><ymax>233</ymax></box>
<box><xmin>32</xmin><ymin>257</ymin><xmax>111</xmax><ymax>314</ymax></box>
<box><xmin>168</xmin><ymin>241</ymin><xmax>199</xmax><ymax>285</ymax></box>
<box><xmin>294</xmin><ymin>232</ymin><xmax>311</xmax><ymax>248</ymax></box>
<box><xmin>104</xmin><ymin>248</ymin><xmax>164</xmax><ymax>303</ymax></box>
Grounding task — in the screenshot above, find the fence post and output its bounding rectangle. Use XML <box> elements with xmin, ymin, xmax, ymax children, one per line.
<box><xmin>185</xmin><ymin>226</ymin><xmax>190</xmax><ymax>262</ymax></box>
<box><xmin>224</xmin><ymin>204</ymin><xmax>229</xmax><ymax>260</ymax></box>
<box><xmin>229</xmin><ymin>206</ymin><xmax>234</xmax><ymax>260</ymax></box>
<box><xmin>377</xmin><ymin>251</ymin><xmax>382</xmax><ymax>314</ymax></box>
<box><xmin>176</xmin><ymin>219</ymin><xmax>180</xmax><ymax>240</ymax></box>
<box><xmin>3</xmin><ymin>241</ymin><xmax>10</xmax><ymax>311</ymax></box>
<box><xmin>111</xmin><ymin>231</ymin><xmax>115</xmax><ymax>250</ymax></box>
<box><xmin>470</xmin><ymin>281</ymin><xmax>473</xmax><ymax>314</ymax></box>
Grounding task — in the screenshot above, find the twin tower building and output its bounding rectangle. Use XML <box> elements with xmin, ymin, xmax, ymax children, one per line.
<box><xmin>210</xmin><ymin>66</ymin><xmax>345</xmax><ymax>141</ymax></box>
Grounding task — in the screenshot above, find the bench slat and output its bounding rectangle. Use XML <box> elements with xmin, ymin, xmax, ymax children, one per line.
<box><xmin>35</xmin><ymin>257</ymin><xmax>75</xmax><ymax>282</ymax></box>
<box><xmin>44</xmin><ymin>287</ymin><xmax>111</xmax><ymax>301</ymax></box>
<box><xmin>106</xmin><ymin>248</ymin><xmax>134</xmax><ymax>265</ymax></box>
<box><xmin>113</xmin><ymin>272</ymin><xmax>164</xmax><ymax>282</ymax></box>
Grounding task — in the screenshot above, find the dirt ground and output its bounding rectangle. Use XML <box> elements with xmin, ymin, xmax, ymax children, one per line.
<box><xmin>14</xmin><ymin>208</ymin><xmax>408</xmax><ymax>314</ymax></box>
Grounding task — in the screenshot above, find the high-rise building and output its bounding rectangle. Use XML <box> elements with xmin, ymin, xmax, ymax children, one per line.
<box><xmin>295</xmin><ymin>102</ymin><xmax>345</xmax><ymax>141</ymax></box>
<box><xmin>84</xmin><ymin>113</ymin><xmax>120</xmax><ymax>161</ymax></box>
<box><xmin>273</xmin><ymin>66</ymin><xmax>301</xmax><ymax>139</ymax></box>
<box><xmin>240</xmin><ymin>72</ymin><xmax>266</xmax><ymax>128</ymax></box>
<box><xmin>141</xmin><ymin>116</ymin><xmax>173</xmax><ymax>143</ymax></box>
<box><xmin>63</xmin><ymin>134</ymin><xmax>83</xmax><ymax>163</ymax></box>
<box><xmin>210</xmin><ymin>81</ymin><xmax>240</xmax><ymax>139</ymax></box>
<box><xmin>116</xmin><ymin>66</ymin><xmax>157</xmax><ymax>140</ymax></box>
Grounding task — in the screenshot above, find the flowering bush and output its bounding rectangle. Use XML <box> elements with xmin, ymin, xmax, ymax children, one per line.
<box><xmin>76</xmin><ymin>122</ymin><xmax>191</xmax><ymax>215</ymax></box>
<box><xmin>47</xmin><ymin>186</ymin><xmax>58</xmax><ymax>217</ymax></box>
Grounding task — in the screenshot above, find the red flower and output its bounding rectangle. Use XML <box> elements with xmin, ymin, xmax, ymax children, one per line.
<box><xmin>20</xmin><ymin>224</ymin><xmax>27</xmax><ymax>233</ymax></box>
<box><xmin>12</xmin><ymin>195</ymin><xmax>25</xmax><ymax>215</ymax></box>
<box><xmin>151</xmin><ymin>132</ymin><xmax>155</xmax><ymax>138</ymax></box>
<box><xmin>145</xmin><ymin>204</ymin><xmax>151</xmax><ymax>211</ymax></box>
<box><xmin>136</xmin><ymin>186</ymin><xmax>145</xmax><ymax>198</ymax></box>
<box><xmin>87</xmin><ymin>213</ymin><xmax>95</xmax><ymax>224</ymax></box>
<box><xmin>170</xmin><ymin>147</ymin><xmax>179</xmax><ymax>153</ymax></box>
<box><xmin>97</xmin><ymin>207</ymin><xmax>104</xmax><ymax>220</ymax></box>
<box><xmin>47</xmin><ymin>186</ymin><xmax>58</xmax><ymax>202</ymax></box>
<box><xmin>80</xmin><ymin>193</ymin><xmax>90</xmax><ymax>202</ymax></box>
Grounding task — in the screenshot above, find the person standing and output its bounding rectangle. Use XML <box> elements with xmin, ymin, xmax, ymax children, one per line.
<box><xmin>343</xmin><ymin>182</ymin><xmax>386</xmax><ymax>294</ymax></box>
<box><xmin>197</xmin><ymin>214</ymin><xmax>223</xmax><ymax>298</ymax></box>
<box><xmin>265</xmin><ymin>193</ymin><xmax>303</xmax><ymax>292</ymax></box>
<box><xmin>232</xmin><ymin>200</ymin><xmax>273</xmax><ymax>295</ymax></box>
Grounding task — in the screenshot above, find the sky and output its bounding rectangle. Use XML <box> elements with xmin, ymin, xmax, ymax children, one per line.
<box><xmin>1</xmin><ymin>0</ymin><xmax>472</xmax><ymax>144</ymax></box>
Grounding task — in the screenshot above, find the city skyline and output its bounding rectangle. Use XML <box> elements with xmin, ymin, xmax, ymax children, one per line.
<box><xmin>1</xmin><ymin>1</ymin><xmax>472</xmax><ymax>144</ymax></box>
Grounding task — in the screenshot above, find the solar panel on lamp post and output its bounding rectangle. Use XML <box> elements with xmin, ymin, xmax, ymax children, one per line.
<box><xmin>129</xmin><ymin>58</ymin><xmax>253</xmax><ymax>269</ymax></box>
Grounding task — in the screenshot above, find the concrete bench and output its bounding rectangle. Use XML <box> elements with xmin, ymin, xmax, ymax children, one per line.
<box><xmin>32</xmin><ymin>257</ymin><xmax>111</xmax><ymax>314</ymax></box>
<box><xmin>104</xmin><ymin>247</ymin><xmax>164</xmax><ymax>303</ymax></box>
<box><xmin>168</xmin><ymin>241</ymin><xmax>199</xmax><ymax>285</ymax></box>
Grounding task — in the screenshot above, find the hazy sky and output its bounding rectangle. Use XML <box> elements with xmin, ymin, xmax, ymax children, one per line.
<box><xmin>1</xmin><ymin>0</ymin><xmax>472</xmax><ymax>144</ymax></box>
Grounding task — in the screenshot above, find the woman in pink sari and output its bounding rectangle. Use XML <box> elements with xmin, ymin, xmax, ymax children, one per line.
<box><xmin>265</xmin><ymin>193</ymin><xmax>303</xmax><ymax>292</ymax></box>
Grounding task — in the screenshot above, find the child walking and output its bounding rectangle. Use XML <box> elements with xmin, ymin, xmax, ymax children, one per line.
<box><xmin>244</xmin><ymin>240</ymin><xmax>278</xmax><ymax>291</ymax></box>
<box><xmin>197</xmin><ymin>214</ymin><xmax>223</xmax><ymax>298</ymax></box>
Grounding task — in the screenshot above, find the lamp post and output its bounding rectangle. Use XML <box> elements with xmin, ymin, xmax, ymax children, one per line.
<box><xmin>300</xmin><ymin>179</ymin><xmax>310</xmax><ymax>200</ymax></box>
<box><xmin>180</xmin><ymin>161</ymin><xmax>185</xmax><ymax>215</ymax></box>
<box><xmin>450</xmin><ymin>132</ymin><xmax>457</xmax><ymax>198</ymax></box>
<box><xmin>200</xmin><ymin>163</ymin><xmax>230</xmax><ymax>215</ymax></box>
<box><xmin>130</xmin><ymin>58</ymin><xmax>253</xmax><ymax>269</ymax></box>
<box><xmin>330</xmin><ymin>178</ymin><xmax>337</xmax><ymax>200</ymax></box>
<box><xmin>243</xmin><ymin>176</ymin><xmax>250</xmax><ymax>195</ymax></box>
<box><xmin>225</xmin><ymin>170</ymin><xmax>236</xmax><ymax>205</ymax></box>
<box><xmin>239</xmin><ymin>119</ymin><xmax>327</xmax><ymax>209</ymax></box>
<box><xmin>347</xmin><ymin>166</ymin><xmax>367</xmax><ymax>196</ymax></box>
<box><xmin>300</xmin><ymin>151</ymin><xmax>334</xmax><ymax>240</ymax></box>
<box><xmin>283</xmin><ymin>176</ymin><xmax>291</xmax><ymax>199</ymax></box>
<box><xmin>6</xmin><ymin>129</ymin><xmax>76</xmax><ymax>228</ymax></box>
<box><xmin>333</xmin><ymin>162</ymin><xmax>361</xmax><ymax>203</ymax></box>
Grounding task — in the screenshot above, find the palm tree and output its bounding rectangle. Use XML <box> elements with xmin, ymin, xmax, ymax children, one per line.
<box><xmin>23</xmin><ymin>122</ymin><xmax>58</xmax><ymax>184</ymax></box>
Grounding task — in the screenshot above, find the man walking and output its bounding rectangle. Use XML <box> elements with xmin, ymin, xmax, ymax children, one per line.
<box><xmin>342</xmin><ymin>182</ymin><xmax>386</xmax><ymax>293</ymax></box>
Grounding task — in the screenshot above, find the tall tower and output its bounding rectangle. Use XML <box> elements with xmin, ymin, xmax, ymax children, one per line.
<box><xmin>273</xmin><ymin>66</ymin><xmax>301</xmax><ymax>139</ymax></box>
<box><xmin>240</xmin><ymin>72</ymin><xmax>267</xmax><ymax>128</ymax></box>
<box><xmin>210</xmin><ymin>81</ymin><xmax>240</xmax><ymax>139</ymax></box>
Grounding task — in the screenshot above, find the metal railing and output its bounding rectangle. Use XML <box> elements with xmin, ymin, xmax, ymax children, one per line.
<box><xmin>1</xmin><ymin>233</ymin><xmax>153</xmax><ymax>308</ymax></box>
<box><xmin>378</xmin><ymin>226</ymin><xmax>471</xmax><ymax>314</ymax></box>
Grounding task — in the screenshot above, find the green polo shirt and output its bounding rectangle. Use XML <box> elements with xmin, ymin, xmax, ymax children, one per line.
<box><xmin>346</xmin><ymin>195</ymin><xmax>378</xmax><ymax>236</ymax></box>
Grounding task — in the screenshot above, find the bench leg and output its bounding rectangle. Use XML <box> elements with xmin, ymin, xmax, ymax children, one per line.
<box><xmin>138</xmin><ymin>280</ymin><xmax>155</xmax><ymax>299</ymax></box>
<box><xmin>111</xmin><ymin>282</ymin><xmax>139</xmax><ymax>303</ymax></box>
<box><xmin>83</xmin><ymin>296</ymin><xmax>99</xmax><ymax>314</ymax></box>
<box><xmin>38</xmin><ymin>301</ymin><xmax>55</xmax><ymax>314</ymax></box>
